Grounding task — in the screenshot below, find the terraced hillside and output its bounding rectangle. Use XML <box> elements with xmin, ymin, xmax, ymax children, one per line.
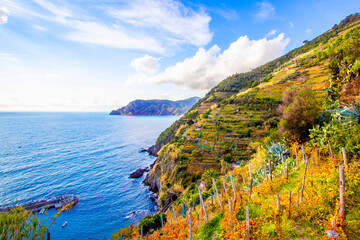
<box><xmin>114</xmin><ymin>13</ymin><xmax>360</xmax><ymax>240</ymax></box>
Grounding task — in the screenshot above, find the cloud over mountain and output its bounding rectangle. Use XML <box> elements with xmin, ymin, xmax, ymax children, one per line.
<box><xmin>128</xmin><ymin>33</ymin><xmax>290</xmax><ymax>90</ymax></box>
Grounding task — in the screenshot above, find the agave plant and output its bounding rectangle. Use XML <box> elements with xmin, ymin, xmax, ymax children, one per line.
<box><xmin>339</xmin><ymin>101</ymin><xmax>360</xmax><ymax>123</ymax></box>
<box><xmin>267</xmin><ymin>141</ymin><xmax>289</xmax><ymax>164</ymax></box>
<box><xmin>324</xmin><ymin>101</ymin><xmax>360</xmax><ymax>124</ymax></box>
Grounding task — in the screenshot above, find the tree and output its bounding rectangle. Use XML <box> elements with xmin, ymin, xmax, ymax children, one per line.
<box><xmin>278</xmin><ymin>85</ymin><xmax>320</xmax><ymax>142</ymax></box>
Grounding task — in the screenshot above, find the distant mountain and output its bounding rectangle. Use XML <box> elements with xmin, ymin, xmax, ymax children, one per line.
<box><xmin>109</xmin><ymin>97</ymin><xmax>200</xmax><ymax>116</ymax></box>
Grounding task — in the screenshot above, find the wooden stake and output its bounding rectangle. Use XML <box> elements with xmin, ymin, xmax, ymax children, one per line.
<box><xmin>213</xmin><ymin>178</ymin><xmax>223</xmax><ymax>210</ymax></box>
<box><xmin>328</xmin><ymin>140</ymin><xmax>334</xmax><ymax>159</ymax></box>
<box><xmin>269</xmin><ymin>159</ymin><xmax>272</xmax><ymax>181</ymax></box>
<box><xmin>289</xmin><ymin>190</ymin><xmax>291</xmax><ymax>218</ymax></box>
<box><xmin>249</xmin><ymin>177</ymin><xmax>253</xmax><ymax>200</ymax></box>
<box><xmin>246</xmin><ymin>205</ymin><xmax>250</xmax><ymax>240</ymax></box>
<box><xmin>295</xmin><ymin>147</ymin><xmax>299</xmax><ymax>168</ymax></box>
<box><xmin>342</xmin><ymin>147</ymin><xmax>348</xmax><ymax>166</ymax></box>
<box><xmin>281</xmin><ymin>154</ymin><xmax>286</xmax><ymax>177</ymax></box>
<box><xmin>189</xmin><ymin>208</ymin><xmax>192</xmax><ymax>240</ymax></box>
<box><xmin>229</xmin><ymin>172</ymin><xmax>237</xmax><ymax>200</ymax></box>
<box><xmin>198</xmin><ymin>185</ymin><xmax>208</xmax><ymax>221</ymax></box>
<box><xmin>339</xmin><ymin>166</ymin><xmax>345</xmax><ymax>219</ymax></box>
<box><xmin>286</xmin><ymin>163</ymin><xmax>289</xmax><ymax>179</ymax></box>
<box><xmin>172</xmin><ymin>205</ymin><xmax>177</xmax><ymax>222</ymax></box>
<box><xmin>223</xmin><ymin>179</ymin><xmax>227</xmax><ymax>194</ymax></box>
<box><xmin>249</xmin><ymin>164</ymin><xmax>252</xmax><ymax>180</ymax></box>
<box><xmin>141</xmin><ymin>225</ymin><xmax>143</xmax><ymax>240</ymax></box>
<box><xmin>228</xmin><ymin>198</ymin><xmax>233</xmax><ymax>230</ymax></box>
<box><xmin>301</xmin><ymin>144</ymin><xmax>305</xmax><ymax>164</ymax></box>
<box><xmin>146</xmin><ymin>233</ymin><xmax>148</xmax><ymax>240</ymax></box>
<box><xmin>300</xmin><ymin>158</ymin><xmax>309</xmax><ymax>203</ymax></box>
<box><xmin>277</xmin><ymin>194</ymin><xmax>281</xmax><ymax>214</ymax></box>
<box><xmin>317</xmin><ymin>148</ymin><xmax>320</xmax><ymax>166</ymax></box>
<box><xmin>47</xmin><ymin>230</ymin><xmax>50</xmax><ymax>240</ymax></box>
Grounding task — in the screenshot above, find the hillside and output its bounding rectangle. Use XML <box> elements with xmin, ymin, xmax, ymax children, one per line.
<box><xmin>109</xmin><ymin>97</ymin><xmax>200</xmax><ymax>116</ymax></box>
<box><xmin>113</xmin><ymin>13</ymin><xmax>360</xmax><ymax>239</ymax></box>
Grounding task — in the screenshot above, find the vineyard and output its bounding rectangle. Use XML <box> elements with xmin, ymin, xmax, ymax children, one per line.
<box><xmin>113</xmin><ymin>13</ymin><xmax>360</xmax><ymax>240</ymax></box>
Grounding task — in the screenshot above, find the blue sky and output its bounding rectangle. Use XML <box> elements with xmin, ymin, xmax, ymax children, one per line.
<box><xmin>0</xmin><ymin>0</ymin><xmax>358</xmax><ymax>112</ymax></box>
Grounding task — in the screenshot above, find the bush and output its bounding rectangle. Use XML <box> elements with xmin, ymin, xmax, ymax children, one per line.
<box><xmin>138</xmin><ymin>213</ymin><xmax>166</xmax><ymax>235</ymax></box>
<box><xmin>278</xmin><ymin>85</ymin><xmax>320</xmax><ymax>142</ymax></box>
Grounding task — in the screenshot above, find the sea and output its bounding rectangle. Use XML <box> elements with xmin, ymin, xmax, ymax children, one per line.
<box><xmin>0</xmin><ymin>112</ymin><xmax>179</xmax><ymax>239</ymax></box>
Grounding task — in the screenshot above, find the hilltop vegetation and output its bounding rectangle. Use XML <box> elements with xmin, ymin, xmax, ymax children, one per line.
<box><xmin>110</xmin><ymin>97</ymin><xmax>200</xmax><ymax>116</ymax></box>
<box><xmin>113</xmin><ymin>13</ymin><xmax>360</xmax><ymax>239</ymax></box>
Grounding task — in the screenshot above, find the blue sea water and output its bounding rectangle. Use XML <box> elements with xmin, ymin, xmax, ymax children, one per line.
<box><xmin>0</xmin><ymin>112</ymin><xmax>178</xmax><ymax>239</ymax></box>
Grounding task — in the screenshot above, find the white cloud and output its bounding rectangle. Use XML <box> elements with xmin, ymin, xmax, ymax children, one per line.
<box><xmin>0</xmin><ymin>7</ymin><xmax>9</xmax><ymax>24</ymax></box>
<box><xmin>265</xmin><ymin>29</ymin><xmax>277</xmax><ymax>38</ymax></box>
<box><xmin>33</xmin><ymin>24</ymin><xmax>47</xmax><ymax>31</ymax></box>
<box><xmin>306</xmin><ymin>28</ymin><xmax>312</xmax><ymax>34</ymax></box>
<box><xmin>131</xmin><ymin>55</ymin><xmax>160</xmax><ymax>74</ymax></box>
<box><xmin>127</xmin><ymin>33</ymin><xmax>290</xmax><ymax>90</ymax></box>
<box><xmin>64</xmin><ymin>21</ymin><xmax>165</xmax><ymax>53</ymax></box>
<box><xmin>289</xmin><ymin>22</ymin><xmax>294</xmax><ymax>28</ymax></box>
<box><xmin>255</xmin><ymin>1</ymin><xmax>275</xmax><ymax>20</ymax></box>
<box><xmin>107</xmin><ymin>0</ymin><xmax>212</xmax><ymax>47</ymax></box>
<box><xmin>2</xmin><ymin>0</ymin><xmax>212</xmax><ymax>53</ymax></box>
<box><xmin>0</xmin><ymin>53</ymin><xmax>21</xmax><ymax>61</ymax></box>
<box><xmin>211</xmin><ymin>7</ymin><xmax>238</xmax><ymax>21</ymax></box>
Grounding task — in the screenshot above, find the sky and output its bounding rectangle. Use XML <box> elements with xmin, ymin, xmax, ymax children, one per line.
<box><xmin>0</xmin><ymin>0</ymin><xmax>358</xmax><ymax>112</ymax></box>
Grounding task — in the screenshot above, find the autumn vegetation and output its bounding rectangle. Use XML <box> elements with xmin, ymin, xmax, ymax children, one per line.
<box><xmin>113</xmin><ymin>13</ymin><xmax>360</xmax><ymax>240</ymax></box>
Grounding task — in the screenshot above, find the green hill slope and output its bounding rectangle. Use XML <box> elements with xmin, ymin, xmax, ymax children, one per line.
<box><xmin>114</xmin><ymin>13</ymin><xmax>360</xmax><ymax>240</ymax></box>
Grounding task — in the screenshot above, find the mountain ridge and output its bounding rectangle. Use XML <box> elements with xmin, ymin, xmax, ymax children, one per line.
<box><xmin>109</xmin><ymin>97</ymin><xmax>200</xmax><ymax>116</ymax></box>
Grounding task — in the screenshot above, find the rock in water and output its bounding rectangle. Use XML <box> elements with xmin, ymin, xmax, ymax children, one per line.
<box><xmin>327</xmin><ymin>230</ymin><xmax>339</xmax><ymax>238</ymax></box>
<box><xmin>129</xmin><ymin>168</ymin><xmax>146</xmax><ymax>178</ymax></box>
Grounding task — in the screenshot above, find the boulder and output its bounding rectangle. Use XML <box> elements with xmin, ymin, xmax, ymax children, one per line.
<box><xmin>129</xmin><ymin>168</ymin><xmax>146</xmax><ymax>178</ymax></box>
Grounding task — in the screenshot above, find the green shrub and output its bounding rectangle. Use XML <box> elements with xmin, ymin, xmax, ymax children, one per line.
<box><xmin>138</xmin><ymin>213</ymin><xmax>166</xmax><ymax>235</ymax></box>
<box><xmin>279</xmin><ymin>85</ymin><xmax>320</xmax><ymax>142</ymax></box>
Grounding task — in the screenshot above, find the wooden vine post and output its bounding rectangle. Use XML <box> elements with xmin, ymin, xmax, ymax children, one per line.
<box><xmin>228</xmin><ymin>198</ymin><xmax>233</xmax><ymax>230</ymax></box>
<box><xmin>249</xmin><ymin>164</ymin><xmax>253</xmax><ymax>200</ymax></box>
<box><xmin>229</xmin><ymin>172</ymin><xmax>237</xmax><ymax>201</ymax></box>
<box><xmin>342</xmin><ymin>147</ymin><xmax>348</xmax><ymax>166</ymax></box>
<box><xmin>328</xmin><ymin>140</ymin><xmax>334</xmax><ymax>160</ymax></box>
<box><xmin>295</xmin><ymin>147</ymin><xmax>299</xmax><ymax>168</ymax></box>
<box><xmin>246</xmin><ymin>205</ymin><xmax>250</xmax><ymax>240</ymax></box>
<box><xmin>172</xmin><ymin>205</ymin><xmax>177</xmax><ymax>222</ymax></box>
<box><xmin>300</xmin><ymin>157</ymin><xmax>309</xmax><ymax>203</ymax></box>
<box><xmin>339</xmin><ymin>165</ymin><xmax>345</xmax><ymax>219</ymax></box>
<box><xmin>288</xmin><ymin>190</ymin><xmax>292</xmax><ymax>218</ymax></box>
<box><xmin>140</xmin><ymin>225</ymin><xmax>143</xmax><ymax>240</ymax></box>
<box><xmin>281</xmin><ymin>154</ymin><xmax>286</xmax><ymax>177</ymax></box>
<box><xmin>277</xmin><ymin>194</ymin><xmax>281</xmax><ymax>214</ymax></box>
<box><xmin>223</xmin><ymin>179</ymin><xmax>227</xmax><ymax>194</ymax></box>
<box><xmin>301</xmin><ymin>144</ymin><xmax>305</xmax><ymax>164</ymax></box>
<box><xmin>212</xmin><ymin>178</ymin><xmax>223</xmax><ymax>210</ymax></box>
<box><xmin>198</xmin><ymin>185</ymin><xmax>208</xmax><ymax>221</ymax></box>
<box><xmin>269</xmin><ymin>159</ymin><xmax>272</xmax><ymax>181</ymax></box>
<box><xmin>286</xmin><ymin>163</ymin><xmax>289</xmax><ymax>179</ymax></box>
<box><xmin>317</xmin><ymin>148</ymin><xmax>320</xmax><ymax>166</ymax></box>
<box><xmin>189</xmin><ymin>208</ymin><xmax>192</xmax><ymax>240</ymax></box>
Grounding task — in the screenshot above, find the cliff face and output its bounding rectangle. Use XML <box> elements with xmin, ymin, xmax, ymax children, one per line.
<box><xmin>110</xmin><ymin>97</ymin><xmax>200</xmax><ymax>116</ymax></box>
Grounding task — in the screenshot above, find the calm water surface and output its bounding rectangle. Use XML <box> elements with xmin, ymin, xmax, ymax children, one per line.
<box><xmin>0</xmin><ymin>112</ymin><xmax>178</xmax><ymax>239</ymax></box>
